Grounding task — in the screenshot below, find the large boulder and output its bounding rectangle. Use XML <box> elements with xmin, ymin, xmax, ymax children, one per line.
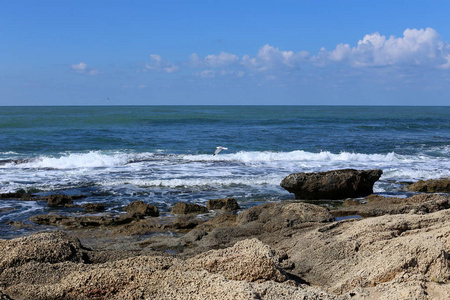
<box><xmin>280</xmin><ymin>169</ymin><xmax>383</xmax><ymax>200</ymax></box>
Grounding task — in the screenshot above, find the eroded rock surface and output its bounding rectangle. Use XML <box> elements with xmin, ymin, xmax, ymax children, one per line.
<box><xmin>280</xmin><ymin>169</ymin><xmax>383</xmax><ymax>200</ymax></box>
<box><xmin>407</xmin><ymin>179</ymin><xmax>450</xmax><ymax>193</ymax></box>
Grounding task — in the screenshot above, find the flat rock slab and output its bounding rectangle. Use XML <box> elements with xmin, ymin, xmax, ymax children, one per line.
<box><xmin>280</xmin><ymin>169</ymin><xmax>383</xmax><ymax>200</ymax></box>
<box><xmin>407</xmin><ymin>178</ymin><xmax>450</xmax><ymax>193</ymax></box>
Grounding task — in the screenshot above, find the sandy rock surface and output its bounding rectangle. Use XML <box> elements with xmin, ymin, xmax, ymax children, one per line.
<box><xmin>3</xmin><ymin>190</ymin><xmax>450</xmax><ymax>299</ymax></box>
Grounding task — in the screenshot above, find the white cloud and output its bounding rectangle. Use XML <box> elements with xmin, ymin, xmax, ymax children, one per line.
<box><xmin>71</xmin><ymin>62</ymin><xmax>99</xmax><ymax>75</ymax></box>
<box><xmin>314</xmin><ymin>28</ymin><xmax>450</xmax><ymax>68</ymax></box>
<box><xmin>72</xmin><ymin>62</ymin><xmax>87</xmax><ymax>71</ymax></box>
<box><xmin>242</xmin><ymin>44</ymin><xmax>309</xmax><ymax>71</ymax></box>
<box><xmin>194</xmin><ymin>69</ymin><xmax>215</xmax><ymax>78</ymax></box>
<box><xmin>205</xmin><ymin>52</ymin><xmax>239</xmax><ymax>68</ymax></box>
<box><xmin>145</xmin><ymin>54</ymin><xmax>179</xmax><ymax>73</ymax></box>
<box><xmin>189</xmin><ymin>52</ymin><xmax>239</xmax><ymax>68</ymax></box>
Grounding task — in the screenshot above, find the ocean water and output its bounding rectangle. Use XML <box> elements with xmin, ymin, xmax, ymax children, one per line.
<box><xmin>1</xmin><ymin>106</ymin><xmax>449</xmax><ymax>237</ymax></box>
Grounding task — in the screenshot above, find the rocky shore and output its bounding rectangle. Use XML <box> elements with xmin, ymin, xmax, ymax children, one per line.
<box><xmin>1</xmin><ymin>171</ymin><xmax>450</xmax><ymax>299</ymax></box>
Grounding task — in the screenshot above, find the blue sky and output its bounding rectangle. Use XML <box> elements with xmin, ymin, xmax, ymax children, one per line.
<box><xmin>1</xmin><ymin>0</ymin><xmax>450</xmax><ymax>105</ymax></box>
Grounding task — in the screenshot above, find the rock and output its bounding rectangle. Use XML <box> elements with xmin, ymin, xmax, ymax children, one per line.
<box><xmin>206</xmin><ymin>198</ymin><xmax>240</xmax><ymax>211</ymax></box>
<box><xmin>331</xmin><ymin>193</ymin><xmax>450</xmax><ymax>218</ymax></box>
<box><xmin>123</xmin><ymin>200</ymin><xmax>159</xmax><ymax>218</ymax></box>
<box><xmin>0</xmin><ymin>192</ymin><xmax>35</xmax><ymax>201</ymax></box>
<box><xmin>44</xmin><ymin>194</ymin><xmax>74</xmax><ymax>207</ymax></box>
<box><xmin>237</xmin><ymin>202</ymin><xmax>334</xmax><ymax>232</ymax></box>
<box><xmin>29</xmin><ymin>213</ymin><xmax>135</xmax><ymax>228</ymax></box>
<box><xmin>0</xmin><ymin>231</ymin><xmax>85</xmax><ymax>271</ymax></box>
<box><xmin>185</xmin><ymin>238</ymin><xmax>287</xmax><ymax>282</ymax></box>
<box><xmin>172</xmin><ymin>201</ymin><xmax>208</xmax><ymax>215</ymax></box>
<box><xmin>281</xmin><ymin>209</ymin><xmax>450</xmax><ymax>296</ymax></box>
<box><xmin>0</xmin><ymin>290</ymin><xmax>13</xmax><ymax>300</ymax></box>
<box><xmin>407</xmin><ymin>179</ymin><xmax>450</xmax><ymax>193</ymax></box>
<box><xmin>1</xmin><ymin>252</ymin><xmax>336</xmax><ymax>300</ymax></box>
<box><xmin>280</xmin><ymin>169</ymin><xmax>383</xmax><ymax>200</ymax></box>
<box><xmin>198</xmin><ymin>213</ymin><xmax>237</xmax><ymax>231</ymax></box>
<box><xmin>83</xmin><ymin>203</ymin><xmax>105</xmax><ymax>213</ymax></box>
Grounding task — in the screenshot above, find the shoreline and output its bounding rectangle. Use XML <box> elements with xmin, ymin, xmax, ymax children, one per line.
<box><xmin>1</xmin><ymin>177</ymin><xmax>450</xmax><ymax>299</ymax></box>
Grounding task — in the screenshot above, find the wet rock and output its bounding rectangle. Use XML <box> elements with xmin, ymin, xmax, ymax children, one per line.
<box><xmin>280</xmin><ymin>169</ymin><xmax>383</xmax><ymax>200</ymax></box>
<box><xmin>206</xmin><ymin>198</ymin><xmax>240</xmax><ymax>211</ymax></box>
<box><xmin>407</xmin><ymin>178</ymin><xmax>450</xmax><ymax>193</ymax></box>
<box><xmin>0</xmin><ymin>207</ymin><xmax>15</xmax><ymax>214</ymax></box>
<box><xmin>44</xmin><ymin>194</ymin><xmax>74</xmax><ymax>207</ymax></box>
<box><xmin>123</xmin><ymin>200</ymin><xmax>159</xmax><ymax>218</ymax></box>
<box><xmin>172</xmin><ymin>201</ymin><xmax>208</xmax><ymax>215</ymax></box>
<box><xmin>29</xmin><ymin>213</ymin><xmax>135</xmax><ymax>228</ymax></box>
<box><xmin>331</xmin><ymin>193</ymin><xmax>450</xmax><ymax>218</ymax></box>
<box><xmin>0</xmin><ymin>192</ymin><xmax>35</xmax><ymax>201</ymax></box>
<box><xmin>170</xmin><ymin>215</ymin><xmax>205</xmax><ymax>230</ymax></box>
<box><xmin>237</xmin><ymin>202</ymin><xmax>334</xmax><ymax>232</ymax></box>
<box><xmin>83</xmin><ymin>203</ymin><xmax>105</xmax><ymax>213</ymax></box>
<box><xmin>198</xmin><ymin>213</ymin><xmax>237</xmax><ymax>231</ymax></box>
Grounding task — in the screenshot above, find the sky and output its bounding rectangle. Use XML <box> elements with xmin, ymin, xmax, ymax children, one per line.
<box><xmin>1</xmin><ymin>0</ymin><xmax>450</xmax><ymax>106</ymax></box>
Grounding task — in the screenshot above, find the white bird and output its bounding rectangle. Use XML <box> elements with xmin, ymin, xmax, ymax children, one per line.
<box><xmin>213</xmin><ymin>146</ymin><xmax>228</xmax><ymax>156</ymax></box>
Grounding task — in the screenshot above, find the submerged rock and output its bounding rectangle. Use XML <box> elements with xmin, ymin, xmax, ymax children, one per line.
<box><xmin>0</xmin><ymin>192</ymin><xmax>35</xmax><ymax>201</ymax></box>
<box><xmin>280</xmin><ymin>169</ymin><xmax>383</xmax><ymax>200</ymax></box>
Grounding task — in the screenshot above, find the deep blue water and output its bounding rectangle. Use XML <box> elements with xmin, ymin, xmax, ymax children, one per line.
<box><xmin>0</xmin><ymin>106</ymin><xmax>449</xmax><ymax>238</ymax></box>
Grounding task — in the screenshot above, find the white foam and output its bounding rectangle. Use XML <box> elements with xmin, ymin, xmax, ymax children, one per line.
<box><xmin>183</xmin><ymin>150</ymin><xmax>399</xmax><ymax>163</ymax></box>
<box><xmin>99</xmin><ymin>175</ymin><xmax>283</xmax><ymax>189</ymax></box>
<box><xmin>1</xmin><ymin>151</ymin><xmax>155</xmax><ymax>169</ymax></box>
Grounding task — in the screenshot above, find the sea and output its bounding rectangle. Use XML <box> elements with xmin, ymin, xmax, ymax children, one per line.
<box><xmin>1</xmin><ymin>106</ymin><xmax>449</xmax><ymax>238</ymax></box>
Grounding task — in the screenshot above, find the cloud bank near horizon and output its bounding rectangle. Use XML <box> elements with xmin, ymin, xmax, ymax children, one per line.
<box><xmin>132</xmin><ymin>27</ymin><xmax>450</xmax><ymax>79</ymax></box>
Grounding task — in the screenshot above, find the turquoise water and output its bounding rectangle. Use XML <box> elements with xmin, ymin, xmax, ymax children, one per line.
<box><xmin>0</xmin><ymin>106</ymin><xmax>449</xmax><ymax>237</ymax></box>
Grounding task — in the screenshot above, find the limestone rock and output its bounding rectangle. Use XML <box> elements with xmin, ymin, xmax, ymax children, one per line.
<box><xmin>44</xmin><ymin>194</ymin><xmax>74</xmax><ymax>207</ymax></box>
<box><xmin>331</xmin><ymin>193</ymin><xmax>450</xmax><ymax>218</ymax></box>
<box><xmin>0</xmin><ymin>231</ymin><xmax>85</xmax><ymax>271</ymax></box>
<box><xmin>280</xmin><ymin>169</ymin><xmax>383</xmax><ymax>200</ymax></box>
<box><xmin>123</xmin><ymin>200</ymin><xmax>159</xmax><ymax>218</ymax></box>
<box><xmin>207</xmin><ymin>198</ymin><xmax>240</xmax><ymax>211</ymax></box>
<box><xmin>83</xmin><ymin>203</ymin><xmax>105</xmax><ymax>213</ymax></box>
<box><xmin>172</xmin><ymin>201</ymin><xmax>208</xmax><ymax>215</ymax></box>
<box><xmin>407</xmin><ymin>179</ymin><xmax>450</xmax><ymax>193</ymax></box>
<box><xmin>237</xmin><ymin>202</ymin><xmax>334</xmax><ymax>232</ymax></box>
<box><xmin>186</xmin><ymin>238</ymin><xmax>287</xmax><ymax>282</ymax></box>
<box><xmin>281</xmin><ymin>209</ymin><xmax>450</xmax><ymax>295</ymax></box>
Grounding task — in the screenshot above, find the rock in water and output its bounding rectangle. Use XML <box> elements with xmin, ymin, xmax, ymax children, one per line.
<box><xmin>280</xmin><ymin>169</ymin><xmax>383</xmax><ymax>200</ymax></box>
